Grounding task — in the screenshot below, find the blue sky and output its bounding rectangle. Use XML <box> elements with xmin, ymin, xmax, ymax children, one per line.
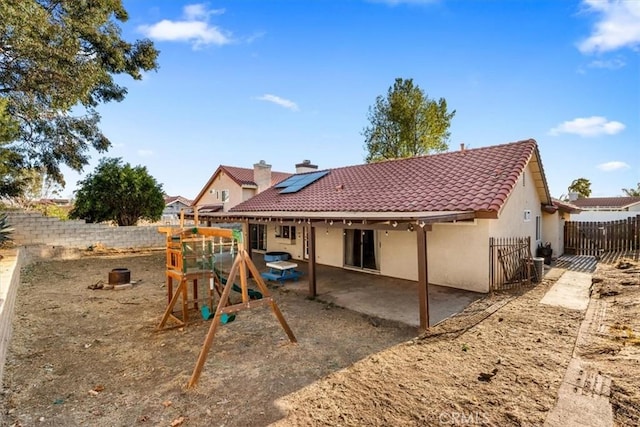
<box><xmin>61</xmin><ymin>0</ymin><xmax>639</xmax><ymax>200</ymax></box>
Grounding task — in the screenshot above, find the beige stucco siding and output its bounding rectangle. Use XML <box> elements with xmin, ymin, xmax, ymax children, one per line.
<box><xmin>195</xmin><ymin>172</ymin><xmax>247</xmax><ymax>212</ymax></box>
<box><xmin>427</xmin><ymin>220</ymin><xmax>491</xmax><ymax>292</ymax></box>
<box><xmin>489</xmin><ymin>165</ymin><xmax>542</xmax><ymax>256</ymax></box>
<box><xmin>264</xmin><ymin>224</ymin><xmax>304</xmax><ymax>259</ymax></box>
<box><xmin>315</xmin><ymin>227</ymin><xmax>345</xmax><ymax>267</ymax></box>
<box><xmin>542</xmin><ymin>211</ymin><xmax>566</xmax><ymax>258</ymax></box>
<box><xmin>378</xmin><ymin>230</ymin><xmax>418</xmax><ymax>281</ymax></box>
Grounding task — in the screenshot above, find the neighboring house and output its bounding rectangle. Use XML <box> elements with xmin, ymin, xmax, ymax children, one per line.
<box><xmin>163</xmin><ymin>196</ymin><xmax>193</xmax><ymax>223</ymax></box>
<box><xmin>191</xmin><ymin>161</ymin><xmax>295</xmax><ymax>214</ymax></box>
<box><xmin>542</xmin><ymin>198</ymin><xmax>581</xmax><ymax>258</ymax></box>
<box><xmin>568</xmin><ymin>197</ymin><xmax>640</xmax><ymax>222</ymax></box>
<box><xmin>203</xmin><ymin>139</ymin><xmax>557</xmax><ymax>305</ymax></box>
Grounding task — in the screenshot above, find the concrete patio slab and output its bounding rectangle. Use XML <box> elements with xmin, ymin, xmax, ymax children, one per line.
<box><xmin>261</xmin><ymin>259</ymin><xmax>484</xmax><ymax>327</ymax></box>
<box><xmin>540</xmin><ymin>270</ymin><xmax>592</xmax><ymax>311</ymax></box>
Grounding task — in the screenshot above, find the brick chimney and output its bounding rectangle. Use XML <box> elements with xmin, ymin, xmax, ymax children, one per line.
<box><xmin>253</xmin><ymin>160</ymin><xmax>272</xmax><ymax>193</ymax></box>
<box><xmin>295</xmin><ymin>160</ymin><xmax>318</xmax><ymax>174</ymax></box>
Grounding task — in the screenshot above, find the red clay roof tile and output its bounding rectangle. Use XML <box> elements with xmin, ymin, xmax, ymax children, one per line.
<box><xmin>571</xmin><ymin>197</ymin><xmax>640</xmax><ymax>209</ymax></box>
<box><xmin>231</xmin><ymin>139</ymin><xmax>542</xmax><ymax>213</ymax></box>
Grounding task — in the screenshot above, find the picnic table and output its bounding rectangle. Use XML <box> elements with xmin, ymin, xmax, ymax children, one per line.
<box><xmin>261</xmin><ymin>260</ymin><xmax>302</xmax><ymax>284</ymax></box>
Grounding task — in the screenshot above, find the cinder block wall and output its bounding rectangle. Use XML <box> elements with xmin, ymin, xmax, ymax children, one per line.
<box><xmin>6</xmin><ymin>212</ymin><xmax>165</xmax><ymax>249</ymax></box>
<box><xmin>0</xmin><ymin>249</ymin><xmax>24</xmax><ymax>385</ymax></box>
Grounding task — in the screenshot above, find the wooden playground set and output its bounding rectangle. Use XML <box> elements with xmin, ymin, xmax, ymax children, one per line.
<box><xmin>156</xmin><ymin>217</ymin><xmax>297</xmax><ymax>388</ymax></box>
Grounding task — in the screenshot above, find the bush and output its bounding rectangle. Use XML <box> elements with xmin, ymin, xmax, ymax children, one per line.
<box><xmin>0</xmin><ymin>212</ymin><xmax>14</xmax><ymax>246</ymax></box>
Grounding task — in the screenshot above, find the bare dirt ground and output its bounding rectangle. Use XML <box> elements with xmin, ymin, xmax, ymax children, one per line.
<box><xmin>580</xmin><ymin>260</ymin><xmax>640</xmax><ymax>424</ymax></box>
<box><xmin>0</xmin><ymin>251</ymin><xmax>638</xmax><ymax>426</ymax></box>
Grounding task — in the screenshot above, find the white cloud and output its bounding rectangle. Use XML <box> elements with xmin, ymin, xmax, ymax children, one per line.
<box><xmin>578</xmin><ymin>0</ymin><xmax>640</xmax><ymax>53</ymax></box>
<box><xmin>597</xmin><ymin>161</ymin><xmax>630</xmax><ymax>171</ymax></box>
<box><xmin>588</xmin><ymin>57</ymin><xmax>626</xmax><ymax>69</ymax></box>
<box><xmin>549</xmin><ymin>116</ymin><xmax>625</xmax><ymax>137</ymax></box>
<box><xmin>137</xmin><ymin>149</ymin><xmax>154</xmax><ymax>157</ymax></box>
<box><xmin>138</xmin><ymin>4</ymin><xmax>231</xmax><ymax>49</ymax></box>
<box><xmin>183</xmin><ymin>4</ymin><xmax>224</xmax><ymax>20</ymax></box>
<box><xmin>256</xmin><ymin>94</ymin><xmax>299</xmax><ymax>111</ymax></box>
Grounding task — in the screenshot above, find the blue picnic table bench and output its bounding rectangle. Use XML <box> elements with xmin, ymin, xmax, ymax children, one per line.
<box><xmin>261</xmin><ymin>260</ymin><xmax>302</xmax><ymax>284</ymax></box>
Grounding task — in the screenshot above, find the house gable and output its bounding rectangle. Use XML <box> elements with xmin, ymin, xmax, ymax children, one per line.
<box><xmin>192</xmin><ymin>165</ymin><xmax>291</xmax><ymax>212</ymax></box>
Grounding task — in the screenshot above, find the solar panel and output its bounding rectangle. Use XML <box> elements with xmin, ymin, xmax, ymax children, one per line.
<box><xmin>276</xmin><ymin>170</ymin><xmax>329</xmax><ymax>194</ymax></box>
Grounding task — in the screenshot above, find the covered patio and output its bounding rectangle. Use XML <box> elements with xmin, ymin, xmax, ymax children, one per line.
<box><xmin>253</xmin><ymin>257</ymin><xmax>484</xmax><ymax>327</ymax></box>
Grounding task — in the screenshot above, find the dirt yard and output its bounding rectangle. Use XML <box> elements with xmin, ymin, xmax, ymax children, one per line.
<box><xmin>0</xmin><ymin>251</ymin><xmax>638</xmax><ymax>426</ymax></box>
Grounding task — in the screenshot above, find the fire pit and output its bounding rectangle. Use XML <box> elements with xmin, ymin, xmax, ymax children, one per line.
<box><xmin>108</xmin><ymin>268</ymin><xmax>131</xmax><ymax>285</ymax></box>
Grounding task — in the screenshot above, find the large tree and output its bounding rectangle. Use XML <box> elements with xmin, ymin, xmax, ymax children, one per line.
<box><xmin>0</xmin><ymin>98</ymin><xmax>27</xmax><ymax>197</ymax></box>
<box><xmin>69</xmin><ymin>158</ymin><xmax>165</xmax><ymax>226</ymax></box>
<box><xmin>0</xmin><ymin>1</ymin><xmax>159</xmax><ymax>192</ymax></box>
<box><xmin>363</xmin><ymin>78</ymin><xmax>455</xmax><ymax>163</ymax></box>
<box><xmin>622</xmin><ymin>183</ymin><xmax>640</xmax><ymax>197</ymax></box>
<box><xmin>568</xmin><ymin>178</ymin><xmax>592</xmax><ymax>199</ymax></box>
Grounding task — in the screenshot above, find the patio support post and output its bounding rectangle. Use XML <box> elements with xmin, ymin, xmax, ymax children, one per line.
<box><xmin>243</xmin><ymin>221</ymin><xmax>252</xmax><ymax>259</ymax></box>
<box><xmin>308</xmin><ymin>224</ymin><xmax>317</xmax><ymax>297</ymax></box>
<box><xmin>417</xmin><ymin>227</ymin><xmax>430</xmax><ymax>330</ymax></box>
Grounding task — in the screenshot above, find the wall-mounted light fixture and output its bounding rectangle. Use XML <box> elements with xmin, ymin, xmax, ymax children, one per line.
<box><xmin>347</xmin><ymin>220</ymin><xmax>352</xmax><ymax>226</ymax></box>
<box><xmin>329</xmin><ymin>220</ymin><xmax>333</xmax><ymax>226</ymax></box>
<box><xmin>407</xmin><ymin>224</ymin><xmax>414</xmax><ymax>232</ymax></box>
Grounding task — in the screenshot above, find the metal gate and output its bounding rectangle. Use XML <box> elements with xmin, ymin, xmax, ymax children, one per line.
<box><xmin>489</xmin><ymin>236</ymin><xmax>534</xmax><ymax>291</ymax></box>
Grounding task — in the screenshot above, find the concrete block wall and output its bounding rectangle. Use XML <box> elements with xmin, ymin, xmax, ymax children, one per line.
<box><xmin>6</xmin><ymin>212</ymin><xmax>165</xmax><ymax>249</ymax></box>
<box><xmin>0</xmin><ymin>249</ymin><xmax>24</xmax><ymax>386</ymax></box>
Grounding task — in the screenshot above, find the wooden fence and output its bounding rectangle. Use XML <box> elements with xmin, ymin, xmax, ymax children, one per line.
<box><xmin>489</xmin><ymin>236</ymin><xmax>535</xmax><ymax>291</ymax></box>
<box><xmin>564</xmin><ymin>215</ymin><xmax>640</xmax><ymax>259</ymax></box>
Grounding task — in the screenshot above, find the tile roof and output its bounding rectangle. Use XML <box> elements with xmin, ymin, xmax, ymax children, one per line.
<box><xmin>192</xmin><ymin>165</ymin><xmax>292</xmax><ymax>206</ymax></box>
<box><xmin>164</xmin><ymin>195</ymin><xmax>193</xmax><ymax>206</ymax></box>
<box><xmin>571</xmin><ymin>197</ymin><xmax>640</xmax><ymax>209</ymax></box>
<box><xmin>221</xmin><ymin>165</ymin><xmax>291</xmax><ymax>187</ymax></box>
<box><xmin>551</xmin><ymin>198</ymin><xmax>581</xmax><ymax>213</ymax></box>
<box><xmin>231</xmin><ymin>139</ymin><xmax>546</xmax><ymax>214</ymax></box>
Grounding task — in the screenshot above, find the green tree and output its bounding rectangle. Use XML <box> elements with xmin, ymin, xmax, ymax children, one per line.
<box><xmin>363</xmin><ymin>78</ymin><xmax>456</xmax><ymax>162</ymax></box>
<box><xmin>622</xmin><ymin>183</ymin><xmax>640</xmax><ymax>197</ymax></box>
<box><xmin>0</xmin><ymin>98</ymin><xmax>27</xmax><ymax>197</ymax></box>
<box><xmin>69</xmin><ymin>158</ymin><xmax>165</xmax><ymax>226</ymax></box>
<box><xmin>568</xmin><ymin>178</ymin><xmax>592</xmax><ymax>199</ymax></box>
<box><xmin>0</xmin><ymin>1</ymin><xmax>159</xmax><ymax>188</ymax></box>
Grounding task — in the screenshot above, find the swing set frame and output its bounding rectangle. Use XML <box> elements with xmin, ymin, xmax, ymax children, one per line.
<box><xmin>157</xmin><ymin>216</ymin><xmax>297</xmax><ymax>388</ymax></box>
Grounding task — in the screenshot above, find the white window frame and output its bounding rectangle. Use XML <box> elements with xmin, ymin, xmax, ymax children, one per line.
<box><xmin>275</xmin><ymin>225</ymin><xmax>296</xmax><ymax>240</ymax></box>
<box><xmin>221</xmin><ymin>189</ymin><xmax>230</xmax><ymax>203</ymax></box>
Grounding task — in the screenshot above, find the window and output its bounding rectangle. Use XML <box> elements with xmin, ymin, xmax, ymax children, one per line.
<box><xmin>275</xmin><ymin>225</ymin><xmax>296</xmax><ymax>240</ymax></box>
<box><xmin>535</xmin><ymin>216</ymin><xmax>541</xmax><ymax>241</ymax></box>
<box><xmin>523</xmin><ymin>210</ymin><xmax>531</xmax><ymax>222</ymax></box>
<box><xmin>250</xmin><ymin>224</ymin><xmax>267</xmax><ymax>251</ymax></box>
<box><xmin>221</xmin><ymin>189</ymin><xmax>230</xmax><ymax>203</ymax></box>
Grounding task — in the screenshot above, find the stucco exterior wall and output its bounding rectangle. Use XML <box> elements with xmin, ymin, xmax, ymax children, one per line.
<box><xmin>542</xmin><ymin>211</ymin><xmax>566</xmax><ymax>258</ymax></box>
<box><xmin>315</xmin><ymin>227</ymin><xmax>344</xmax><ymax>267</ymax></box>
<box><xmin>378</xmin><ymin>230</ymin><xmax>418</xmax><ymax>281</ymax></box>
<box><xmin>264</xmin><ymin>224</ymin><xmax>304</xmax><ymax>260</ymax></box>
<box><xmin>489</xmin><ymin>165</ymin><xmax>542</xmax><ymax>256</ymax></box>
<box><xmin>427</xmin><ymin>220</ymin><xmax>491</xmax><ymax>292</ymax></box>
<box><xmin>195</xmin><ymin>172</ymin><xmax>250</xmax><ymax>212</ymax></box>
